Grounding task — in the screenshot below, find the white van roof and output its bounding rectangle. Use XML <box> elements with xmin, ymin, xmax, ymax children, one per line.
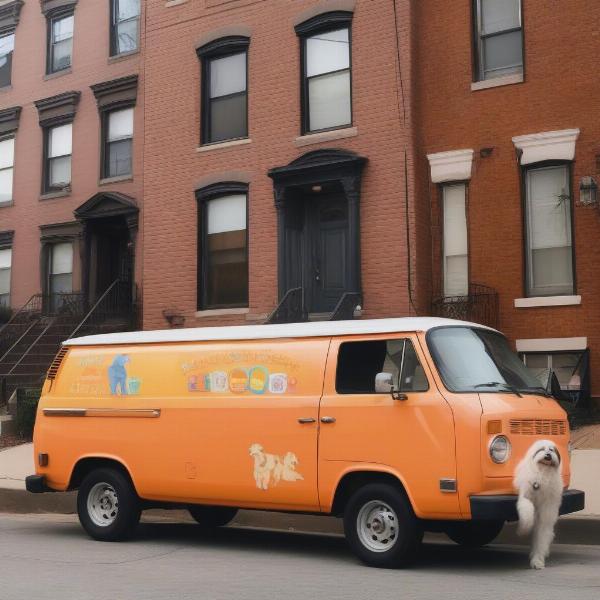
<box><xmin>63</xmin><ymin>317</ymin><xmax>496</xmax><ymax>347</ymax></box>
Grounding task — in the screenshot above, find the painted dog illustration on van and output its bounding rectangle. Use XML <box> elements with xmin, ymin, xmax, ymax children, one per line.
<box><xmin>108</xmin><ymin>354</ymin><xmax>130</xmax><ymax>395</ymax></box>
<box><xmin>249</xmin><ymin>443</ymin><xmax>304</xmax><ymax>490</ymax></box>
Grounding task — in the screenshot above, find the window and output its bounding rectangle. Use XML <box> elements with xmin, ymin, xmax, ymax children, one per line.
<box><xmin>197</xmin><ymin>187</ymin><xmax>248</xmax><ymax>309</ymax></box>
<box><xmin>198</xmin><ymin>37</ymin><xmax>249</xmax><ymax>144</ymax></box>
<box><xmin>103</xmin><ymin>108</ymin><xmax>133</xmax><ymax>178</ymax></box>
<box><xmin>0</xmin><ymin>32</ymin><xmax>14</xmax><ymax>87</ymax></box>
<box><xmin>474</xmin><ymin>0</ymin><xmax>523</xmax><ymax>81</ymax></box>
<box><xmin>0</xmin><ymin>247</ymin><xmax>11</xmax><ymax>308</ymax></box>
<box><xmin>48</xmin><ymin>242</ymin><xmax>73</xmax><ymax>311</ymax></box>
<box><xmin>522</xmin><ymin>352</ymin><xmax>586</xmax><ymax>392</ymax></box>
<box><xmin>297</xmin><ymin>12</ymin><xmax>352</xmax><ymax>134</ymax></box>
<box><xmin>45</xmin><ymin>123</ymin><xmax>72</xmax><ymax>192</ymax></box>
<box><xmin>0</xmin><ymin>137</ymin><xmax>15</xmax><ymax>203</ymax></box>
<box><xmin>525</xmin><ymin>164</ymin><xmax>573</xmax><ymax>297</ymax></box>
<box><xmin>336</xmin><ymin>339</ymin><xmax>429</xmax><ymax>394</ymax></box>
<box><xmin>48</xmin><ymin>12</ymin><xmax>74</xmax><ymax>74</ymax></box>
<box><xmin>111</xmin><ymin>0</ymin><xmax>140</xmax><ymax>56</ymax></box>
<box><xmin>442</xmin><ymin>183</ymin><xmax>468</xmax><ymax>296</ymax></box>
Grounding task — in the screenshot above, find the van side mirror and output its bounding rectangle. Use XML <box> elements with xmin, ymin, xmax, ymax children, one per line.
<box><xmin>375</xmin><ymin>372</ymin><xmax>408</xmax><ymax>401</ymax></box>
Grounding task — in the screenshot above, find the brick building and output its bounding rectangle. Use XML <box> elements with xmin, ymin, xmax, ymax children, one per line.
<box><xmin>0</xmin><ymin>0</ymin><xmax>144</xmax><ymax>315</ymax></box>
<box><xmin>416</xmin><ymin>0</ymin><xmax>600</xmax><ymax>403</ymax></box>
<box><xmin>1</xmin><ymin>0</ymin><xmax>599</xmax><ymax>406</ymax></box>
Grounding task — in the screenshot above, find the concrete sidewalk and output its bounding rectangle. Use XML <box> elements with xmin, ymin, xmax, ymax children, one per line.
<box><xmin>1</xmin><ymin>444</ymin><xmax>598</xmax><ymax>517</ymax></box>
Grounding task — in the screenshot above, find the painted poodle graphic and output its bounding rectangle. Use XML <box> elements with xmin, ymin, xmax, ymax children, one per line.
<box><xmin>249</xmin><ymin>443</ymin><xmax>304</xmax><ymax>490</ymax></box>
<box><xmin>108</xmin><ymin>354</ymin><xmax>130</xmax><ymax>395</ymax></box>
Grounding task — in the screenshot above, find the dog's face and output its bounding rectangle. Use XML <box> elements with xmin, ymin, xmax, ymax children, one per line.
<box><xmin>284</xmin><ymin>452</ymin><xmax>298</xmax><ymax>467</ymax></box>
<box><xmin>249</xmin><ymin>443</ymin><xmax>263</xmax><ymax>457</ymax></box>
<box><xmin>529</xmin><ymin>440</ymin><xmax>561</xmax><ymax>468</ymax></box>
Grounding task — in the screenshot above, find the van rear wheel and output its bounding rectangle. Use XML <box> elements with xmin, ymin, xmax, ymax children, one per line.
<box><xmin>188</xmin><ymin>506</ymin><xmax>238</xmax><ymax>528</ymax></box>
<box><xmin>344</xmin><ymin>483</ymin><xmax>423</xmax><ymax>568</ymax></box>
<box><xmin>77</xmin><ymin>468</ymin><xmax>140</xmax><ymax>541</ymax></box>
<box><xmin>446</xmin><ymin>520</ymin><xmax>504</xmax><ymax>547</ymax></box>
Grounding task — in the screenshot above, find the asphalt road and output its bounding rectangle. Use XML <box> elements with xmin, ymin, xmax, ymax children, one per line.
<box><xmin>0</xmin><ymin>513</ymin><xmax>599</xmax><ymax>600</ymax></box>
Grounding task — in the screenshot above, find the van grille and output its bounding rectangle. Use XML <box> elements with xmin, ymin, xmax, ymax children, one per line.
<box><xmin>510</xmin><ymin>419</ymin><xmax>567</xmax><ymax>436</ymax></box>
<box><xmin>47</xmin><ymin>347</ymin><xmax>68</xmax><ymax>380</ymax></box>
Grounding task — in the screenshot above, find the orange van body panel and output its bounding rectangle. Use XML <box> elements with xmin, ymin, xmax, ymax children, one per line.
<box><xmin>33</xmin><ymin>327</ymin><xmax>573</xmax><ymax>521</ymax></box>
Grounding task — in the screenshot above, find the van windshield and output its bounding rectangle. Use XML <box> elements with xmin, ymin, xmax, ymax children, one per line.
<box><xmin>427</xmin><ymin>326</ymin><xmax>545</xmax><ymax>394</ymax></box>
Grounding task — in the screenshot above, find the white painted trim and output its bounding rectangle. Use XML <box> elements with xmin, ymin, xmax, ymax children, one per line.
<box><xmin>514</xmin><ymin>295</ymin><xmax>581</xmax><ymax>308</ymax></box>
<box><xmin>516</xmin><ymin>337</ymin><xmax>588</xmax><ymax>352</ymax></box>
<box><xmin>294</xmin><ymin>127</ymin><xmax>358</xmax><ymax>148</ymax></box>
<box><xmin>165</xmin><ymin>0</ymin><xmax>188</xmax><ymax>7</ymax></box>
<box><xmin>196</xmin><ymin>138</ymin><xmax>252</xmax><ymax>153</ymax></box>
<box><xmin>64</xmin><ymin>317</ymin><xmax>497</xmax><ymax>346</ymax></box>
<box><xmin>427</xmin><ymin>149</ymin><xmax>474</xmax><ymax>183</ymax></box>
<box><xmin>195</xmin><ymin>308</ymin><xmax>249</xmax><ymax>318</ymax></box>
<box><xmin>512</xmin><ymin>129</ymin><xmax>580</xmax><ymax>165</ymax></box>
<box><xmin>471</xmin><ymin>72</ymin><xmax>524</xmax><ymax>91</ymax></box>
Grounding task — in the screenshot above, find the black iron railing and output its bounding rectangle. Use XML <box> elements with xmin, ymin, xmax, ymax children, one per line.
<box><xmin>266</xmin><ymin>287</ymin><xmax>306</xmax><ymax>324</ymax></box>
<box><xmin>431</xmin><ymin>284</ymin><xmax>499</xmax><ymax>329</ymax></box>
<box><xmin>329</xmin><ymin>292</ymin><xmax>362</xmax><ymax>321</ymax></box>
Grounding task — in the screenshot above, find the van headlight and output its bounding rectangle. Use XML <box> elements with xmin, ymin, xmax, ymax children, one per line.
<box><xmin>489</xmin><ymin>435</ymin><xmax>511</xmax><ymax>464</ymax></box>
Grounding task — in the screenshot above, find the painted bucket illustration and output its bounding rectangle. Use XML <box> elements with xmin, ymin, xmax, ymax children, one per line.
<box><xmin>127</xmin><ymin>377</ymin><xmax>141</xmax><ymax>395</ymax></box>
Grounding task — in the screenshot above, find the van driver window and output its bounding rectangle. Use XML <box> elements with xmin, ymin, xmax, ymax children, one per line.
<box><xmin>336</xmin><ymin>339</ymin><xmax>429</xmax><ymax>394</ymax></box>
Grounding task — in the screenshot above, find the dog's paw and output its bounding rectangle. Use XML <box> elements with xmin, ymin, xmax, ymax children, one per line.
<box><xmin>530</xmin><ymin>556</ymin><xmax>545</xmax><ymax>570</ymax></box>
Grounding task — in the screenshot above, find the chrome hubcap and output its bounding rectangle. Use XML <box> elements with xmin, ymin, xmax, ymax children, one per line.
<box><xmin>87</xmin><ymin>482</ymin><xmax>119</xmax><ymax>527</ymax></box>
<box><xmin>357</xmin><ymin>500</ymin><xmax>398</xmax><ymax>552</ymax></box>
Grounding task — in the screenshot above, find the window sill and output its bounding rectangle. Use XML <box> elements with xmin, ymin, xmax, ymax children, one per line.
<box><xmin>0</xmin><ymin>200</ymin><xmax>13</xmax><ymax>208</ymax></box>
<box><xmin>99</xmin><ymin>175</ymin><xmax>133</xmax><ymax>185</ymax></box>
<box><xmin>471</xmin><ymin>72</ymin><xmax>524</xmax><ymax>91</ymax></box>
<box><xmin>108</xmin><ymin>50</ymin><xmax>139</xmax><ymax>64</ymax></box>
<box><xmin>514</xmin><ymin>295</ymin><xmax>581</xmax><ymax>308</ymax></box>
<box><xmin>295</xmin><ymin>126</ymin><xmax>358</xmax><ymax>148</ymax></box>
<box><xmin>40</xmin><ymin>189</ymin><xmax>71</xmax><ymax>201</ymax></box>
<box><xmin>165</xmin><ymin>0</ymin><xmax>189</xmax><ymax>6</ymax></box>
<box><xmin>196</xmin><ymin>138</ymin><xmax>252</xmax><ymax>152</ymax></box>
<box><xmin>0</xmin><ymin>85</ymin><xmax>12</xmax><ymax>93</ymax></box>
<box><xmin>195</xmin><ymin>307</ymin><xmax>249</xmax><ymax>318</ymax></box>
<box><xmin>44</xmin><ymin>68</ymin><xmax>72</xmax><ymax>81</ymax></box>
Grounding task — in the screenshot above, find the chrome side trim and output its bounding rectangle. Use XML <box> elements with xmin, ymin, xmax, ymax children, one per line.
<box><xmin>43</xmin><ymin>408</ymin><xmax>161</xmax><ymax>418</ymax></box>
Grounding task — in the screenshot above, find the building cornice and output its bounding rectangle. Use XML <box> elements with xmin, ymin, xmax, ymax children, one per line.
<box><xmin>0</xmin><ymin>0</ymin><xmax>24</xmax><ymax>34</ymax></box>
<box><xmin>0</xmin><ymin>105</ymin><xmax>21</xmax><ymax>136</ymax></box>
<box><xmin>426</xmin><ymin>149</ymin><xmax>474</xmax><ymax>183</ymax></box>
<box><xmin>34</xmin><ymin>90</ymin><xmax>81</xmax><ymax>127</ymax></box>
<box><xmin>39</xmin><ymin>0</ymin><xmax>77</xmax><ymax>17</ymax></box>
<box><xmin>512</xmin><ymin>128</ymin><xmax>580</xmax><ymax>166</ymax></box>
<box><xmin>90</xmin><ymin>74</ymin><xmax>138</xmax><ymax>111</ymax></box>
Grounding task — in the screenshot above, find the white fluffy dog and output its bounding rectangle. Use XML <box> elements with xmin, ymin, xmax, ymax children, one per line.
<box><xmin>514</xmin><ymin>439</ymin><xmax>563</xmax><ymax>569</ymax></box>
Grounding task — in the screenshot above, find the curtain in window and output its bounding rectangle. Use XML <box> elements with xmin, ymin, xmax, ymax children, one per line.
<box><xmin>443</xmin><ymin>183</ymin><xmax>468</xmax><ymax>297</ymax></box>
<box><xmin>0</xmin><ymin>137</ymin><xmax>15</xmax><ymax>202</ymax></box>
<box><xmin>48</xmin><ymin>123</ymin><xmax>72</xmax><ymax>188</ymax></box>
<box><xmin>526</xmin><ymin>165</ymin><xmax>573</xmax><ymax>296</ymax></box>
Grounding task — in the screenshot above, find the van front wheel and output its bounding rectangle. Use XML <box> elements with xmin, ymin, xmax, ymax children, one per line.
<box><xmin>77</xmin><ymin>468</ymin><xmax>140</xmax><ymax>541</ymax></box>
<box><xmin>344</xmin><ymin>483</ymin><xmax>423</xmax><ymax>568</ymax></box>
<box><xmin>188</xmin><ymin>506</ymin><xmax>238</xmax><ymax>528</ymax></box>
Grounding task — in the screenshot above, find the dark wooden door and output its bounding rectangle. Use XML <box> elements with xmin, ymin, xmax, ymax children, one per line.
<box><xmin>308</xmin><ymin>195</ymin><xmax>349</xmax><ymax>313</ymax></box>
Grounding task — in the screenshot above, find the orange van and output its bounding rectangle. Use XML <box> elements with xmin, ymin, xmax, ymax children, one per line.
<box><xmin>26</xmin><ymin>317</ymin><xmax>584</xmax><ymax>567</ymax></box>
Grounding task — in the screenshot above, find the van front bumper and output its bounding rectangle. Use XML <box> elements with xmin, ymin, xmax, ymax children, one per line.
<box><xmin>470</xmin><ymin>489</ymin><xmax>585</xmax><ymax>521</ymax></box>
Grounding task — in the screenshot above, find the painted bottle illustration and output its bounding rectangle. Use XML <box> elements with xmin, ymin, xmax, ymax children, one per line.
<box><xmin>249</xmin><ymin>367</ymin><xmax>268</xmax><ymax>394</ymax></box>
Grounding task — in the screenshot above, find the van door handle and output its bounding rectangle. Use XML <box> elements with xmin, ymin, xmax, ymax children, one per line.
<box><xmin>320</xmin><ymin>416</ymin><xmax>336</xmax><ymax>424</ymax></box>
<box><xmin>298</xmin><ymin>417</ymin><xmax>316</xmax><ymax>424</ymax></box>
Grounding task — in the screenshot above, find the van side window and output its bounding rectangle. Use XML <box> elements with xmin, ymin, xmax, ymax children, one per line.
<box><xmin>336</xmin><ymin>339</ymin><xmax>429</xmax><ymax>394</ymax></box>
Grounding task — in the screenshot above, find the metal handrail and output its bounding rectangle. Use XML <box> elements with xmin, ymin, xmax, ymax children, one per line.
<box><xmin>6</xmin><ymin>317</ymin><xmax>57</xmax><ymax>376</ymax></box>
<box><xmin>0</xmin><ymin>293</ymin><xmax>42</xmax><ymax>335</ymax></box>
<box><xmin>0</xmin><ymin>318</ymin><xmax>41</xmax><ymax>364</ymax></box>
<box><xmin>266</xmin><ymin>287</ymin><xmax>306</xmax><ymax>324</ymax></box>
<box><xmin>68</xmin><ymin>279</ymin><xmax>121</xmax><ymax>340</ymax></box>
<box><xmin>329</xmin><ymin>292</ymin><xmax>362</xmax><ymax>321</ymax></box>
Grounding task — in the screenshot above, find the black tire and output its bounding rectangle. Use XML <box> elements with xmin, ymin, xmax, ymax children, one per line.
<box><xmin>77</xmin><ymin>467</ymin><xmax>141</xmax><ymax>542</ymax></box>
<box><xmin>188</xmin><ymin>505</ymin><xmax>238</xmax><ymax>528</ymax></box>
<box><xmin>343</xmin><ymin>483</ymin><xmax>423</xmax><ymax>568</ymax></box>
<box><xmin>446</xmin><ymin>520</ymin><xmax>504</xmax><ymax>547</ymax></box>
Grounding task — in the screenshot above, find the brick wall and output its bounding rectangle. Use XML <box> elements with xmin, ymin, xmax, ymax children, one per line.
<box><xmin>416</xmin><ymin>0</ymin><xmax>600</xmax><ymax>396</ymax></box>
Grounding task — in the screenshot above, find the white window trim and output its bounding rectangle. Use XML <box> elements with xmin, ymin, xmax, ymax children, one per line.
<box><xmin>427</xmin><ymin>149</ymin><xmax>474</xmax><ymax>183</ymax></box>
<box><xmin>512</xmin><ymin>129</ymin><xmax>580</xmax><ymax>165</ymax></box>
<box><xmin>471</xmin><ymin>72</ymin><xmax>523</xmax><ymax>91</ymax></box>
<box><xmin>514</xmin><ymin>295</ymin><xmax>581</xmax><ymax>308</ymax></box>
<box><xmin>516</xmin><ymin>337</ymin><xmax>587</xmax><ymax>353</ymax></box>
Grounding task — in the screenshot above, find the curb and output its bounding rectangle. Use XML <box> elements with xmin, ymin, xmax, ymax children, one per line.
<box><xmin>1</xmin><ymin>487</ymin><xmax>599</xmax><ymax>546</ymax></box>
